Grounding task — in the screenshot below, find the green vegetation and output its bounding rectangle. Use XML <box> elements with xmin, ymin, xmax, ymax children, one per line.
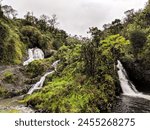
<box><xmin>22</xmin><ymin>34</ymin><xmax>129</xmax><ymax>112</ymax></box>
<box><xmin>1</xmin><ymin>1</ymin><xmax>150</xmax><ymax>112</ymax></box>
<box><xmin>129</xmin><ymin>30</ymin><xmax>147</xmax><ymax>56</ymax></box>
<box><xmin>0</xmin><ymin>17</ymin><xmax>25</xmax><ymax>64</ymax></box>
<box><xmin>25</xmin><ymin>59</ymin><xmax>53</xmax><ymax>78</ymax></box>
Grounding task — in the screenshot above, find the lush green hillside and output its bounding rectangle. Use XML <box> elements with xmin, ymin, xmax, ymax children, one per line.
<box><xmin>1</xmin><ymin>1</ymin><xmax>150</xmax><ymax>112</ymax></box>
<box><xmin>0</xmin><ymin>16</ymin><xmax>25</xmax><ymax>64</ymax></box>
<box><xmin>22</xmin><ymin>34</ymin><xmax>129</xmax><ymax>112</ymax></box>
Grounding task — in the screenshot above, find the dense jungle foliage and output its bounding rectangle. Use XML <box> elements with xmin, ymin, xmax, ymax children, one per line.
<box><xmin>1</xmin><ymin>0</ymin><xmax>150</xmax><ymax>112</ymax></box>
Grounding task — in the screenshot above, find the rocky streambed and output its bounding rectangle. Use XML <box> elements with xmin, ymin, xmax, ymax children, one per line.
<box><xmin>0</xmin><ymin>65</ymin><xmax>35</xmax><ymax>113</ymax></box>
<box><xmin>0</xmin><ymin>96</ymin><xmax>34</xmax><ymax>113</ymax></box>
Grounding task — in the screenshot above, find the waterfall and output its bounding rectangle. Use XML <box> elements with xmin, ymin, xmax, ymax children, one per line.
<box><xmin>23</xmin><ymin>48</ymin><xmax>44</xmax><ymax>66</ymax></box>
<box><xmin>51</xmin><ymin>60</ymin><xmax>60</xmax><ymax>71</ymax></box>
<box><xmin>117</xmin><ymin>60</ymin><xmax>150</xmax><ymax>100</ymax></box>
<box><xmin>117</xmin><ymin>60</ymin><xmax>138</xmax><ymax>95</ymax></box>
<box><xmin>27</xmin><ymin>60</ymin><xmax>60</xmax><ymax>95</ymax></box>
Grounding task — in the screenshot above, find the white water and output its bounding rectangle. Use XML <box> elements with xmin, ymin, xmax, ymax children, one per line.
<box><xmin>23</xmin><ymin>48</ymin><xmax>44</xmax><ymax>66</ymax></box>
<box><xmin>51</xmin><ymin>60</ymin><xmax>60</xmax><ymax>71</ymax></box>
<box><xmin>117</xmin><ymin>60</ymin><xmax>150</xmax><ymax>100</ymax></box>
<box><xmin>27</xmin><ymin>60</ymin><xmax>60</xmax><ymax>95</ymax></box>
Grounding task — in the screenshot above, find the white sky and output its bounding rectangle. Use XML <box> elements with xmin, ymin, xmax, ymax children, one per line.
<box><xmin>2</xmin><ymin>0</ymin><xmax>148</xmax><ymax>36</ymax></box>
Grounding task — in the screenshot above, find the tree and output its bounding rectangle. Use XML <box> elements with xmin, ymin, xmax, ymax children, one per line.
<box><xmin>24</xmin><ymin>12</ymin><xmax>38</xmax><ymax>25</ymax></box>
<box><xmin>81</xmin><ymin>41</ymin><xmax>97</xmax><ymax>77</ymax></box>
<box><xmin>48</xmin><ymin>14</ymin><xmax>59</xmax><ymax>29</ymax></box>
<box><xmin>36</xmin><ymin>14</ymin><xmax>59</xmax><ymax>32</ymax></box>
<box><xmin>124</xmin><ymin>9</ymin><xmax>135</xmax><ymax>24</ymax></box>
<box><xmin>11</xmin><ymin>8</ymin><xmax>17</xmax><ymax>18</ymax></box>
<box><xmin>103</xmin><ymin>19</ymin><xmax>123</xmax><ymax>36</ymax></box>
<box><xmin>103</xmin><ymin>24</ymin><xmax>111</xmax><ymax>30</ymax></box>
<box><xmin>37</xmin><ymin>14</ymin><xmax>49</xmax><ymax>31</ymax></box>
<box><xmin>142</xmin><ymin>1</ymin><xmax>150</xmax><ymax>26</ymax></box>
<box><xmin>110</xmin><ymin>19</ymin><xmax>123</xmax><ymax>34</ymax></box>
<box><xmin>81</xmin><ymin>27</ymin><xmax>103</xmax><ymax>76</ymax></box>
<box><xmin>129</xmin><ymin>30</ymin><xmax>147</xmax><ymax>55</ymax></box>
<box><xmin>2</xmin><ymin>5</ymin><xmax>17</xmax><ymax>18</ymax></box>
<box><xmin>88</xmin><ymin>27</ymin><xmax>102</xmax><ymax>47</ymax></box>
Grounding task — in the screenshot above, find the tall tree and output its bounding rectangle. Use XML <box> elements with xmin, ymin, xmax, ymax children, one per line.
<box><xmin>24</xmin><ymin>12</ymin><xmax>38</xmax><ymax>25</ymax></box>
<box><xmin>129</xmin><ymin>30</ymin><xmax>147</xmax><ymax>56</ymax></box>
<box><xmin>88</xmin><ymin>27</ymin><xmax>102</xmax><ymax>47</ymax></box>
<box><xmin>124</xmin><ymin>9</ymin><xmax>135</xmax><ymax>24</ymax></box>
<box><xmin>2</xmin><ymin>5</ymin><xmax>17</xmax><ymax>18</ymax></box>
<box><xmin>37</xmin><ymin>14</ymin><xmax>49</xmax><ymax>31</ymax></box>
<box><xmin>48</xmin><ymin>14</ymin><xmax>59</xmax><ymax>28</ymax></box>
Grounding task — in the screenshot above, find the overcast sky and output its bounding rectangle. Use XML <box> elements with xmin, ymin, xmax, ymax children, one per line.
<box><xmin>2</xmin><ymin>0</ymin><xmax>148</xmax><ymax>36</ymax></box>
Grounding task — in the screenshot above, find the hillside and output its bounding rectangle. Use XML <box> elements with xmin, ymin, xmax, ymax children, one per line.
<box><xmin>1</xmin><ymin>1</ymin><xmax>150</xmax><ymax>112</ymax></box>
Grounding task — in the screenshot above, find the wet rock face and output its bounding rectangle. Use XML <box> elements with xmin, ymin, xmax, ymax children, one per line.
<box><xmin>122</xmin><ymin>60</ymin><xmax>150</xmax><ymax>92</ymax></box>
<box><xmin>0</xmin><ymin>66</ymin><xmax>31</xmax><ymax>98</ymax></box>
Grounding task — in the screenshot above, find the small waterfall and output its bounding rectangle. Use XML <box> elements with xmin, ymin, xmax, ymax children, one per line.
<box><xmin>23</xmin><ymin>48</ymin><xmax>44</xmax><ymax>66</ymax></box>
<box><xmin>27</xmin><ymin>60</ymin><xmax>60</xmax><ymax>95</ymax></box>
<box><xmin>51</xmin><ymin>60</ymin><xmax>60</xmax><ymax>71</ymax></box>
<box><xmin>117</xmin><ymin>60</ymin><xmax>150</xmax><ymax>100</ymax></box>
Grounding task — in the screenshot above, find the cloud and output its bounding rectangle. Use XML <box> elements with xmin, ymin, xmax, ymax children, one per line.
<box><xmin>2</xmin><ymin>0</ymin><xmax>148</xmax><ymax>36</ymax></box>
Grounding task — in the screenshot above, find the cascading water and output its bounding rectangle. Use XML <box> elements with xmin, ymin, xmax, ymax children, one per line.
<box><xmin>51</xmin><ymin>60</ymin><xmax>60</xmax><ymax>71</ymax></box>
<box><xmin>23</xmin><ymin>47</ymin><xmax>60</xmax><ymax>94</ymax></box>
<box><xmin>117</xmin><ymin>60</ymin><xmax>150</xmax><ymax>100</ymax></box>
<box><xmin>27</xmin><ymin>60</ymin><xmax>60</xmax><ymax>95</ymax></box>
<box><xmin>117</xmin><ymin>60</ymin><xmax>138</xmax><ymax>95</ymax></box>
<box><xmin>23</xmin><ymin>48</ymin><xmax>44</xmax><ymax>66</ymax></box>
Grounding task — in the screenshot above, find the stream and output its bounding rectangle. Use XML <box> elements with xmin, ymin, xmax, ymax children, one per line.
<box><xmin>0</xmin><ymin>48</ymin><xmax>59</xmax><ymax>113</ymax></box>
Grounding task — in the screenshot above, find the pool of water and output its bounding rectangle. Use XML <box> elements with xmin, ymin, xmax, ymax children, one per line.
<box><xmin>112</xmin><ymin>94</ymin><xmax>150</xmax><ymax>113</ymax></box>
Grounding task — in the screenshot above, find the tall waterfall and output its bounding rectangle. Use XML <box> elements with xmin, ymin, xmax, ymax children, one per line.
<box><xmin>23</xmin><ymin>48</ymin><xmax>44</xmax><ymax>66</ymax></box>
<box><xmin>27</xmin><ymin>60</ymin><xmax>60</xmax><ymax>95</ymax></box>
<box><xmin>117</xmin><ymin>60</ymin><xmax>150</xmax><ymax>100</ymax></box>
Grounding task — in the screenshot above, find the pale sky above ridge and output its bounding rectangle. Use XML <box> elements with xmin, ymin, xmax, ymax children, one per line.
<box><xmin>3</xmin><ymin>0</ymin><xmax>148</xmax><ymax>36</ymax></box>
